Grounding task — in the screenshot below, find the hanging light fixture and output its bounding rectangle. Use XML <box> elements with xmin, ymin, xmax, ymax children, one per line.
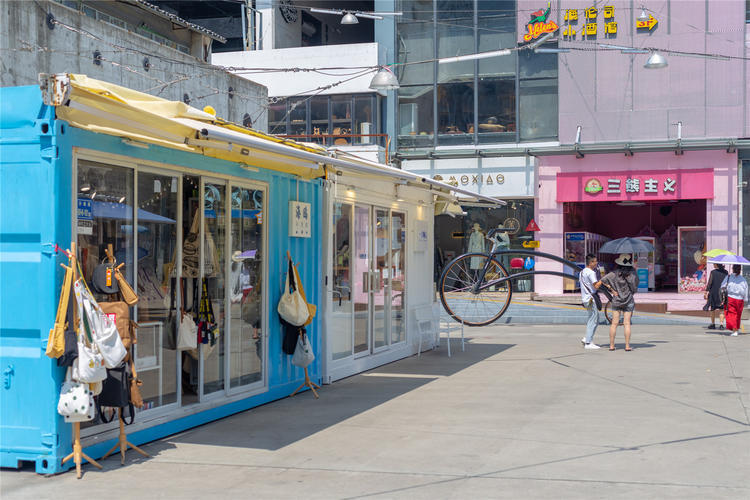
<box><xmin>369</xmin><ymin>66</ymin><xmax>399</xmax><ymax>91</ymax></box>
<box><xmin>644</xmin><ymin>51</ymin><xmax>668</xmax><ymax>69</ymax></box>
<box><xmin>637</xmin><ymin>7</ymin><xmax>649</xmax><ymax>22</ymax></box>
<box><xmin>341</xmin><ymin>12</ymin><xmax>359</xmax><ymax>24</ymax></box>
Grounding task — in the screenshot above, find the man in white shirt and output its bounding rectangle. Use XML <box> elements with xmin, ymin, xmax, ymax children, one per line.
<box><xmin>580</xmin><ymin>254</ymin><xmax>601</xmax><ymax>349</ymax></box>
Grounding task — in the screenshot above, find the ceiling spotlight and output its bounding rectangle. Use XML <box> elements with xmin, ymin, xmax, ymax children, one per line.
<box><xmin>395</xmin><ymin>185</ymin><xmax>405</xmax><ymax>202</ymax></box>
<box><xmin>79</xmin><ymin>183</ymin><xmax>91</xmax><ymax>193</ymax></box>
<box><xmin>637</xmin><ymin>7</ymin><xmax>649</xmax><ymax>22</ymax></box>
<box><xmin>341</xmin><ymin>12</ymin><xmax>359</xmax><ymax>24</ymax></box>
<box><xmin>369</xmin><ymin>66</ymin><xmax>399</xmax><ymax>91</ymax></box>
<box><xmin>644</xmin><ymin>52</ymin><xmax>668</xmax><ymax>69</ymax></box>
<box><xmin>90</xmin><ymin>191</ymin><xmax>97</xmax><ymax>200</ymax></box>
<box><xmin>118</xmin><ymin>195</ymin><xmax>126</xmax><ymax>203</ymax></box>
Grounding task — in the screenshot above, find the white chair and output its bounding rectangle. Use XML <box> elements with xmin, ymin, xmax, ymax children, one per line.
<box><xmin>433</xmin><ymin>303</ymin><xmax>466</xmax><ymax>357</ymax></box>
<box><xmin>415</xmin><ymin>305</ymin><xmax>438</xmax><ymax>357</ymax></box>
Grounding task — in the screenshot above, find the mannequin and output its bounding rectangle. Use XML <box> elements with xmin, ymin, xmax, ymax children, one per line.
<box><xmin>468</xmin><ymin>223</ymin><xmax>486</xmax><ymax>270</ymax></box>
<box><xmin>494</xmin><ymin>225</ymin><xmax>510</xmax><ymax>269</ymax></box>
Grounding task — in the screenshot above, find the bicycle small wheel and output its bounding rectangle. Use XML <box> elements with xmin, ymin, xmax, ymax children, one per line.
<box><xmin>439</xmin><ymin>253</ymin><xmax>512</xmax><ymax>326</ymax></box>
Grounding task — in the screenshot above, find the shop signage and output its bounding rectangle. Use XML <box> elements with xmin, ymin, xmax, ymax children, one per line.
<box><xmin>77</xmin><ymin>198</ymin><xmax>93</xmax><ymax>236</ymax></box>
<box><xmin>556</xmin><ymin>169</ymin><xmax>714</xmax><ymax>202</ymax></box>
<box><xmin>523</xmin><ymin>2</ymin><xmax>559</xmax><ymax>42</ymax></box>
<box><xmin>563</xmin><ymin>5</ymin><xmax>617</xmax><ymax>40</ymax></box>
<box><xmin>636</xmin><ymin>14</ymin><xmax>658</xmax><ymax>30</ymax></box>
<box><xmin>289</xmin><ymin>201</ymin><xmax>311</xmax><ymax>238</ymax></box>
<box><xmin>525</xmin><ymin>219</ymin><xmax>541</xmax><ymax>232</ymax></box>
<box><xmin>433</xmin><ymin>173</ymin><xmax>504</xmax><ymax>187</ymax></box>
<box><xmin>522</xmin><ymin>240</ymin><xmax>540</xmax><ymax>248</ymax></box>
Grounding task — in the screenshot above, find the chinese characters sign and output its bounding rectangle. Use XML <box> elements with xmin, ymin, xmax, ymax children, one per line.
<box><xmin>562</xmin><ymin>5</ymin><xmax>617</xmax><ymax>40</ymax></box>
<box><xmin>289</xmin><ymin>201</ymin><xmax>311</xmax><ymax>238</ymax></box>
<box><xmin>523</xmin><ymin>2</ymin><xmax>559</xmax><ymax>42</ymax></box>
<box><xmin>556</xmin><ymin>169</ymin><xmax>714</xmax><ymax>202</ymax></box>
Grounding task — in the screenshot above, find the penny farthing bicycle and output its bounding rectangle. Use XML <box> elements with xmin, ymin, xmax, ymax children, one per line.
<box><xmin>438</xmin><ymin>228</ymin><xmax>583</xmax><ymax>326</ymax></box>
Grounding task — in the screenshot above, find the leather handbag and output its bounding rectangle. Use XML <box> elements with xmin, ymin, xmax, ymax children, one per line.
<box><xmin>114</xmin><ymin>267</ymin><xmax>139</xmax><ymax>305</ymax></box>
<box><xmin>177</xmin><ymin>278</ymin><xmax>198</xmax><ymax>351</ymax></box>
<box><xmin>98</xmin><ymin>365</ymin><xmax>130</xmax><ymax>408</ymax></box>
<box><xmin>100</xmin><ymin>301</ymin><xmax>136</xmax><ymax>350</ymax></box>
<box><xmin>47</xmin><ymin>262</ymin><xmax>74</xmax><ymax>359</ymax></box>
<box><xmin>277</xmin><ymin>259</ymin><xmax>310</xmax><ymax>326</ymax></box>
<box><xmin>129</xmin><ymin>360</ymin><xmax>144</xmax><ymax>409</ymax></box>
<box><xmin>293</xmin><ymin>263</ymin><xmax>316</xmax><ymax>326</ymax></box>
<box><xmin>92</xmin><ymin>261</ymin><xmax>120</xmax><ymax>295</ymax></box>
<box><xmin>58</xmin><ymin>368</ymin><xmax>95</xmax><ymax>423</ymax></box>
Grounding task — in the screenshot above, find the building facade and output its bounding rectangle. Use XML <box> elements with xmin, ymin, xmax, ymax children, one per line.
<box><xmin>532</xmin><ymin>0</ymin><xmax>749</xmax><ymax>294</ymax></box>
<box><xmin>0</xmin><ymin>0</ymin><xmax>267</xmax><ymax>128</ymax></box>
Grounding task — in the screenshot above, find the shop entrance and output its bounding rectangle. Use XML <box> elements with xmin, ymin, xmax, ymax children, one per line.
<box><xmin>563</xmin><ymin>200</ymin><xmax>707</xmax><ymax>291</ymax></box>
<box><xmin>330</xmin><ymin>203</ymin><xmax>406</xmax><ymax>361</ymax></box>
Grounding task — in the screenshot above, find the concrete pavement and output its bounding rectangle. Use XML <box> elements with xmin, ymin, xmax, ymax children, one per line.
<box><xmin>2</xmin><ymin>322</ymin><xmax>749</xmax><ymax>499</ymax></box>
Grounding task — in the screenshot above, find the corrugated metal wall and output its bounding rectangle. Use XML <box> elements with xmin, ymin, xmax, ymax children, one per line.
<box><xmin>0</xmin><ymin>85</ymin><xmax>323</xmax><ymax>474</ymax></box>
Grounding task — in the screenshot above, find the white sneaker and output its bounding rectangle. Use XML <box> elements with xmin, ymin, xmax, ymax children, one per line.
<box><xmin>730</xmin><ymin>331</ymin><xmax>739</xmax><ymax>337</ymax></box>
<box><xmin>581</xmin><ymin>338</ymin><xmax>586</xmax><ymax>346</ymax></box>
<box><xmin>584</xmin><ymin>343</ymin><xmax>601</xmax><ymax>349</ymax></box>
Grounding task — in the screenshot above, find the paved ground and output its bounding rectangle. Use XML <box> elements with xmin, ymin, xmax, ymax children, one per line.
<box><xmin>3</xmin><ymin>322</ymin><xmax>749</xmax><ymax>499</ymax></box>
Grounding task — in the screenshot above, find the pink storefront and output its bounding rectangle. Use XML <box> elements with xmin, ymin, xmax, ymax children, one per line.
<box><xmin>534</xmin><ymin>150</ymin><xmax>739</xmax><ymax>295</ymax></box>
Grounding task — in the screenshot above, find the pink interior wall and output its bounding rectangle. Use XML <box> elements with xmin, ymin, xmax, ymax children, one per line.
<box><xmin>534</xmin><ymin>150</ymin><xmax>738</xmax><ymax>295</ymax></box>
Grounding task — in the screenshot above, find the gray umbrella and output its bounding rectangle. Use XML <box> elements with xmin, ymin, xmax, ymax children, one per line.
<box><xmin>599</xmin><ymin>237</ymin><xmax>655</xmax><ymax>254</ymax></box>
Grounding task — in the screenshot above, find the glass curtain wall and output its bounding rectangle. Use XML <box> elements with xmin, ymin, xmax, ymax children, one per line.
<box><xmin>396</xmin><ymin>0</ymin><xmax>557</xmax><ymax>148</ymax></box>
<box><xmin>742</xmin><ymin>159</ymin><xmax>750</xmax><ymax>280</ymax></box>
<box><xmin>202</xmin><ymin>181</ymin><xmax>226</xmax><ymax>396</ymax></box>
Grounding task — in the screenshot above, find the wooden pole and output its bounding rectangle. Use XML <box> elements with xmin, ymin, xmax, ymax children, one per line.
<box><xmin>60</xmin><ymin>243</ymin><xmax>103</xmax><ymax>478</ymax></box>
<box><xmin>101</xmin><ymin>408</ymin><xmax>149</xmax><ymax>465</ymax></box>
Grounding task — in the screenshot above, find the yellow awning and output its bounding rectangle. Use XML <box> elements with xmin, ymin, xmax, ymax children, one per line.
<box><xmin>51</xmin><ymin>74</ymin><xmax>326</xmax><ymax>179</ymax></box>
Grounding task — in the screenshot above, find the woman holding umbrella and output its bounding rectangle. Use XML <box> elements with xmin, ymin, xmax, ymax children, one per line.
<box><xmin>721</xmin><ymin>263</ymin><xmax>749</xmax><ymax>336</ymax></box>
<box><xmin>595</xmin><ymin>238</ymin><xmax>655</xmax><ymax>351</ymax></box>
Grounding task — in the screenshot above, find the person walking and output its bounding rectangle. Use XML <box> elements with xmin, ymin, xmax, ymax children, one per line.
<box><xmin>579</xmin><ymin>253</ymin><xmax>601</xmax><ymax>349</ymax></box>
<box><xmin>598</xmin><ymin>253</ymin><xmax>638</xmax><ymax>351</ymax></box>
<box><xmin>704</xmin><ymin>263</ymin><xmax>728</xmax><ymax>330</ymax></box>
<box><xmin>721</xmin><ymin>264</ymin><xmax>748</xmax><ymax>336</ymax></box>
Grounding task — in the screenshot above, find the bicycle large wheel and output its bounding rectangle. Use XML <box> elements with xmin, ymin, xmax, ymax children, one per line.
<box><xmin>439</xmin><ymin>253</ymin><xmax>512</xmax><ymax>326</ymax></box>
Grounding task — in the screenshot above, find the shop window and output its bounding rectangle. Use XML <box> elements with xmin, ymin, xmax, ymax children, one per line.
<box><xmin>743</xmin><ymin>161</ymin><xmax>750</xmax><ymax>279</ymax></box>
<box><xmin>390</xmin><ymin>212</ymin><xmax>406</xmax><ymax>344</ymax></box>
<box><xmin>134</xmin><ymin>171</ymin><xmax>179</xmax><ymax>410</ymax></box>
<box><xmin>398</xmin><ymin>85</ymin><xmax>434</xmax><ymax>149</ymax></box>
<box><xmin>354</xmin><ymin>96</ymin><xmax>375</xmax><ymax>145</ymax></box>
<box><xmin>477</xmin><ymin>78</ymin><xmax>516</xmax><ymax>144</ymax></box>
<box><xmin>309</xmin><ymin>96</ymin><xmax>329</xmax><ymax>146</ymax></box>
<box><xmin>202</xmin><ymin>181</ymin><xmax>226</xmax><ymax>396</ymax></box>
<box><xmin>229</xmin><ymin>186</ymin><xmax>264</xmax><ymax>387</ymax></box>
<box><xmin>519</xmin><ymin>78</ymin><xmax>558</xmax><ymax>141</ymax></box>
<box><xmin>330</xmin><ymin>96</ymin><xmax>352</xmax><ymax>146</ymax></box>
<box><xmin>396</xmin><ymin>18</ymin><xmax>435</xmax><ymax>87</ymax></box>
<box><xmin>267</xmin><ymin>100</ymin><xmax>287</xmax><ymax>135</ymax></box>
<box><xmin>519</xmin><ymin>48</ymin><xmax>558</xmax><ymax>79</ymax></box>
<box><xmin>477</xmin><ymin>1</ymin><xmax>516</xmax><ymax>78</ymax></box>
<box><xmin>437</xmin><ymin>82</ymin><xmax>474</xmax><ymax>145</ymax></box>
<box><xmin>289</xmin><ymin>98</ymin><xmax>307</xmax><ymax>137</ymax></box>
<box><xmin>332</xmin><ymin>203</ymin><xmax>353</xmax><ymax>360</ymax></box>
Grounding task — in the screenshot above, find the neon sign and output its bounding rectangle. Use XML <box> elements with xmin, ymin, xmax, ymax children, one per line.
<box><xmin>523</xmin><ymin>2</ymin><xmax>559</xmax><ymax>42</ymax></box>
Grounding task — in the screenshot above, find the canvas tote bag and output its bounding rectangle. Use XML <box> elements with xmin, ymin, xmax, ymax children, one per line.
<box><xmin>277</xmin><ymin>259</ymin><xmax>310</xmax><ymax>326</ymax></box>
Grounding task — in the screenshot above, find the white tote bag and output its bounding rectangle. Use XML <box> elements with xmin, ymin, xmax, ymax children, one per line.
<box><xmin>291</xmin><ymin>332</ymin><xmax>315</xmax><ymax>368</ymax></box>
<box><xmin>277</xmin><ymin>260</ymin><xmax>310</xmax><ymax>326</ymax></box>
<box><xmin>58</xmin><ymin>368</ymin><xmax>96</xmax><ymax>423</ymax></box>
<box><xmin>72</xmin><ymin>281</ymin><xmax>107</xmax><ymax>383</ymax></box>
<box><xmin>177</xmin><ymin>311</ymin><xmax>198</xmax><ymax>351</ymax></box>
<box><xmin>75</xmin><ymin>281</ymin><xmax>127</xmax><ymax>368</ymax></box>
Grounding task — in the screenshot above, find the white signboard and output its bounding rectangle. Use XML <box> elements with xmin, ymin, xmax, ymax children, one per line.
<box><xmin>289</xmin><ymin>201</ymin><xmax>311</xmax><ymax>238</ymax></box>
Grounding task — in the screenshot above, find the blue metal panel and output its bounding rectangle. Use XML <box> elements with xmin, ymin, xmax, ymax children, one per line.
<box><xmin>0</xmin><ymin>86</ymin><xmax>68</xmax><ymax>474</ymax></box>
<box><xmin>0</xmin><ymin>86</ymin><xmax>323</xmax><ymax>474</ymax></box>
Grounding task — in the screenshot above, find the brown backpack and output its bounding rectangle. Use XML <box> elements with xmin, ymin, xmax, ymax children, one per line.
<box><xmin>99</xmin><ymin>301</ymin><xmax>137</xmax><ymax>349</ymax></box>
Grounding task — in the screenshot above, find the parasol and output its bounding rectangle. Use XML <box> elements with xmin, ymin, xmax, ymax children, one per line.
<box><xmin>599</xmin><ymin>237</ymin><xmax>655</xmax><ymax>254</ymax></box>
<box><xmin>706</xmin><ymin>254</ymin><xmax>750</xmax><ymax>266</ymax></box>
<box><xmin>703</xmin><ymin>249</ymin><xmax>734</xmax><ymax>258</ymax></box>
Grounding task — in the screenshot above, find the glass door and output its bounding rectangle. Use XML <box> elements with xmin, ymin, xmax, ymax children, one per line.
<box><xmin>390</xmin><ymin>211</ymin><xmax>406</xmax><ymax>344</ymax></box>
<box><xmin>353</xmin><ymin>205</ymin><xmax>371</xmax><ymax>357</ymax></box>
<box><xmin>201</xmin><ymin>180</ymin><xmax>226</xmax><ymax>397</ymax></box>
<box><xmin>373</xmin><ymin>208</ymin><xmax>390</xmax><ymax>351</ymax></box>
<box><xmin>228</xmin><ymin>184</ymin><xmax>265</xmax><ymax>390</ymax></box>
<box><xmin>331</xmin><ymin>202</ymin><xmax>354</xmax><ymax>360</ymax></box>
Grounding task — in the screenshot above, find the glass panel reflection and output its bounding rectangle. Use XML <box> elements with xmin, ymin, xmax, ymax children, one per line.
<box><xmin>332</xmin><ymin>203</ymin><xmax>354</xmax><ymax>360</ymax></box>
<box><xmin>353</xmin><ymin>206</ymin><xmax>370</xmax><ymax>354</ymax></box>
<box><xmin>229</xmin><ymin>186</ymin><xmax>264</xmax><ymax>388</ymax></box>
<box><xmin>202</xmin><ymin>181</ymin><xmax>226</xmax><ymax>396</ymax></box>
<box><xmin>373</xmin><ymin>209</ymin><xmax>389</xmax><ymax>349</ymax></box>
<box><xmin>390</xmin><ymin>212</ymin><xmax>406</xmax><ymax>344</ymax></box>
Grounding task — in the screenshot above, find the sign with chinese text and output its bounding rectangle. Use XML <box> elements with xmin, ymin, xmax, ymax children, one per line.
<box><xmin>77</xmin><ymin>198</ymin><xmax>93</xmax><ymax>235</ymax></box>
<box><xmin>556</xmin><ymin>169</ymin><xmax>715</xmax><ymax>202</ymax></box>
<box><xmin>289</xmin><ymin>201</ymin><xmax>311</xmax><ymax>238</ymax></box>
<box><xmin>523</xmin><ymin>2</ymin><xmax>559</xmax><ymax>42</ymax></box>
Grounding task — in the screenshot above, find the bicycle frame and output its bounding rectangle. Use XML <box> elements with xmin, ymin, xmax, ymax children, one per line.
<box><xmin>472</xmin><ymin>249</ymin><xmax>582</xmax><ymax>293</ymax></box>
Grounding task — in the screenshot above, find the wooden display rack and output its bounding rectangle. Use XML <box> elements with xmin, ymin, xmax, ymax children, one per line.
<box><xmin>290</xmin><ymin>365</ymin><xmax>320</xmax><ymax>399</ymax></box>
<box><xmin>60</xmin><ymin>243</ymin><xmax>103</xmax><ymax>479</ymax></box>
<box><xmin>101</xmin><ymin>407</ymin><xmax>149</xmax><ymax>465</ymax></box>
